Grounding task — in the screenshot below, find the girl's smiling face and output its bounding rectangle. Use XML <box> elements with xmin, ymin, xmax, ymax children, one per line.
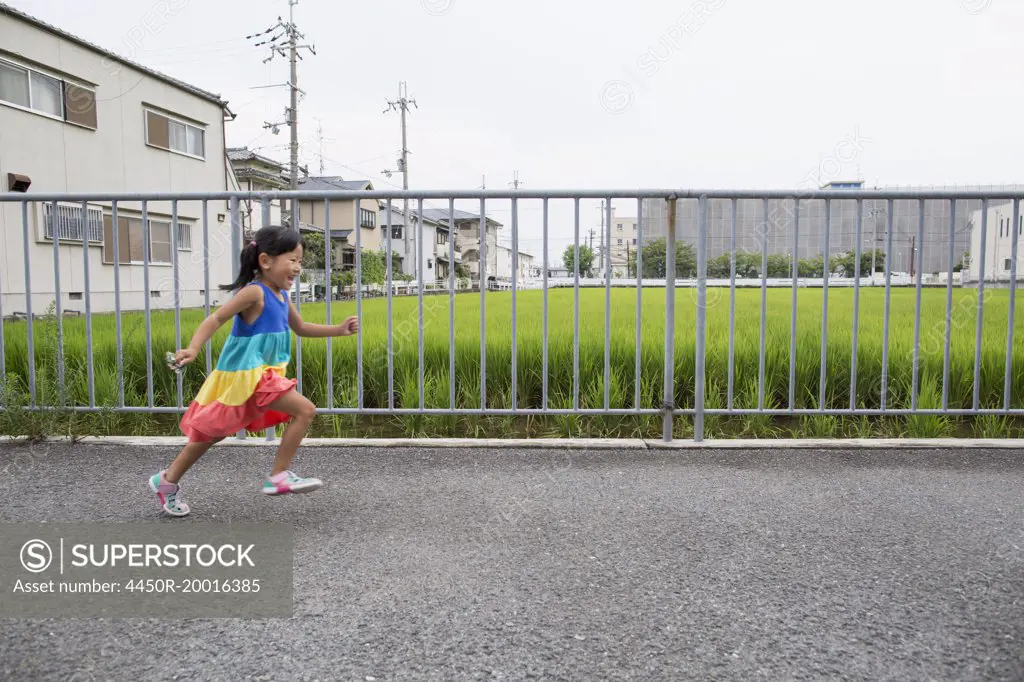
<box><xmin>260</xmin><ymin>244</ymin><xmax>303</xmax><ymax>294</ymax></box>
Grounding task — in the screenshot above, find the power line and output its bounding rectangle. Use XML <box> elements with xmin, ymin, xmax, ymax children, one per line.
<box><xmin>248</xmin><ymin>0</ymin><xmax>316</xmax><ymax>232</ymax></box>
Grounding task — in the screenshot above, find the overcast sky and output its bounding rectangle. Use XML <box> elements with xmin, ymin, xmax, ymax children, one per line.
<box><xmin>9</xmin><ymin>0</ymin><xmax>1022</xmax><ymax>262</ymax></box>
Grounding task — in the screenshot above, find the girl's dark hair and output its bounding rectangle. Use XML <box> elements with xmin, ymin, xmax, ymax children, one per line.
<box><xmin>220</xmin><ymin>225</ymin><xmax>305</xmax><ymax>291</ymax></box>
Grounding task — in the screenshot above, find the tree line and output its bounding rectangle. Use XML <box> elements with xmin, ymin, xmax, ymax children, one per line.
<box><xmin>563</xmin><ymin>238</ymin><xmax>887</xmax><ymax>279</ymax></box>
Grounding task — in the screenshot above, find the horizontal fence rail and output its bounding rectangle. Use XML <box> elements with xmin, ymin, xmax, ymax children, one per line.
<box><xmin>0</xmin><ymin>188</ymin><xmax>1022</xmax><ymax>442</ymax></box>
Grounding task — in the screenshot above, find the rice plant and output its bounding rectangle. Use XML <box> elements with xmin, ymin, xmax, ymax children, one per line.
<box><xmin>1</xmin><ymin>286</ymin><xmax>1022</xmax><ymax>438</ymax></box>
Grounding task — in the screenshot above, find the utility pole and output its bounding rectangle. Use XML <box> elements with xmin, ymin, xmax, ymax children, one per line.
<box><xmin>314</xmin><ymin>118</ymin><xmax>334</xmax><ymax>176</ymax></box>
<box><xmin>383</xmin><ymin>81</ymin><xmax>417</xmax><ymax>275</ymax></box>
<box><xmin>249</xmin><ymin>0</ymin><xmax>315</xmax><ymax>232</ymax></box>
<box><xmin>508</xmin><ymin>170</ymin><xmax>524</xmax><ymax>190</ymax></box>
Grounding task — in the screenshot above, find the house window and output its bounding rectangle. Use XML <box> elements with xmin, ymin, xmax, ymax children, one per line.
<box><xmin>617</xmin><ymin>223</ymin><xmax>623</xmax><ymax>230</ymax></box>
<box><xmin>43</xmin><ymin>203</ymin><xmax>103</xmax><ymax>243</ymax></box>
<box><xmin>359</xmin><ymin>208</ymin><xmax>376</xmax><ymax>228</ymax></box>
<box><xmin>145</xmin><ymin>108</ymin><xmax>206</xmax><ymax>159</ymax></box>
<box><xmin>0</xmin><ymin>56</ymin><xmax>97</xmax><ymax>129</ymax></box>
<box><xmin>437</xmin><ymin>230</ymin><xmax>449</xmax><ymax>245</ymax></box>
<box><xmin>177</xmin><ymin>222</ymin><xmax>192</xmax><ymax>251</ymax></box>
<box><xmin>1006</xmin><ymin>259</ymin><xmax>1012</xmax><ymax>271</ymax></box>
<box><xmin>390</xmin><ymin>227</ymin><xmax>403</xmax><ymax>240</ymax></box>
<box><xmin>102</xmin><ymin>214</ymin><xmax>191</xmax><ymax>264</ymax></box>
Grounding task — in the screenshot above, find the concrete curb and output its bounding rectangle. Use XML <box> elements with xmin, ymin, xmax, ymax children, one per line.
<box><xmin>2</xmin><ymin>436</ymin><xmax>1024</xmax><ymax>449</ymax></box>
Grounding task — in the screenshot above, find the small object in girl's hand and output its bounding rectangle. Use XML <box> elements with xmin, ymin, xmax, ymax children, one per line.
<box><xmin>165</xmin><ymin>351</ymin><xmax>183</xmax><ymax>372</ymax></box>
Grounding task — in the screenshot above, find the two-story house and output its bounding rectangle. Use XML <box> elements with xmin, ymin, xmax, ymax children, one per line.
<box><xmin>420</xmin><ymin>208</ymin><xmax>502</xmax><ymax>285</ymax></box>
<box><xmin>295</xmin><ymin>175</ymin><xmax>382</xmax><ymax>273</ymax></box>
<box><xmin>386</xmin><ymin>207</ymin><xmax>462</xmax><ymax>284</ymax></box>
<box><xmin>227</xmin><ymin>146</ymin><xmax>290</xmax><ymax>234</ymax></box>
<box><xmin>0</xmin><ymin>3</ymin><xmax>236</xmax><ymax>315</ymax></box>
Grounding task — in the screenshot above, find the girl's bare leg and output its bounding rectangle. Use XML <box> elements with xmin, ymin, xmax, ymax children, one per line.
<box><xmin>264</xmin><ymin>390</ymin><xmax>317</xmax><ymax>476</ymax></box>
<box><xmin>165</xmin><ymin>437</ymin><xmax>224</xmax><ymax>483</ymax></box>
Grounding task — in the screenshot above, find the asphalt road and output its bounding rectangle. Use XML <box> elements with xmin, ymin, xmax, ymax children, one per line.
<box><xmin>0</xmin><ymin>442</ymin><xmax>1022</xmax><ymax>681</ymax></box>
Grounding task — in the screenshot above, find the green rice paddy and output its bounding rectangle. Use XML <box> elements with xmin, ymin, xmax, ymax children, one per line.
<box><xmin>2</xmin><ymin>286</ymin><xmax>1023</xmax><ymax>439</ymax></box>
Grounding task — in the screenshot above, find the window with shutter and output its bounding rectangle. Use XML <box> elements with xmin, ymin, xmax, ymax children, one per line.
<box><xmin>0</xmin><ymin>56</ymin><xmax>96</xmax><ymax>128</ymax></box>
<box><xmin>144</xmin><ymin>107</ymin><xmax>206</xmax><ymax>160</ymax></box>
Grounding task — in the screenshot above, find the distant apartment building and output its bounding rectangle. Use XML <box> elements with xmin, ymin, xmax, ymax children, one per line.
<box><xmin>600</xmin><ymin>208</ymin><xmax>638</xmax><ymax>277</ymax></box>
<box><xmin>640</xmin><ymin>181</ymin><xmax>1024</xmax><ymax>275</ymax></box>
<box><xmin>517</xmin><ymin>251</ymin><xmax>539</xmax><ymax>281</ymax></box>
<box><xmin>0</xmin><ymin>2</ymin><xmax>237</xmax><ymax>315</ymax></box>
<box><xmin>967</xmin><ymin>200</ymin><xmax>1023</xmax><ymax>283</ymax></box>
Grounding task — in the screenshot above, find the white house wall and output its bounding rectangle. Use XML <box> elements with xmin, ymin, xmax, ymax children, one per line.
<box><xmin>968</xmin><ymin>201</ymin><xmax>1024</xmax><ymax>283</ymax></box>
<box><xmin>0</xmin><ymin>12</ymin><xmax>232</xmax><ymax>315</ymax></box>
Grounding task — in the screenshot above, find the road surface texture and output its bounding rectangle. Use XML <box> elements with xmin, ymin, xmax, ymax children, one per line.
<box><xmin>1</xmin><ymin>441</ymin><xmax>1022</xmax><ymax>681</ymax></box>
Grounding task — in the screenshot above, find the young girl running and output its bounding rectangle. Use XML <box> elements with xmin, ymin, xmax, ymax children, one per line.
<box><xmin>150</xmin><ymin>225</ymin><xmax>358</xmax><ymax>517</ymax></box>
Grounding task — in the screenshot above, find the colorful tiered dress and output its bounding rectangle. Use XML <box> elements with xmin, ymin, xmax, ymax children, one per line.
<box><xmin>180</xmin><ymin>281</ymin><xmax>297</xmax><ymax>442</ymax></box>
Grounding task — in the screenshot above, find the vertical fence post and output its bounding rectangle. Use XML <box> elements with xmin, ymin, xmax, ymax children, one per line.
<box><xmin>973</xmin><ymin>199</ymin><xmax>988</xmax><ymax>411</ymax></box>
<box><xmin>324</xmin><ymin>198</ymin><xmax>333</xmax><ymax>417</ymax></box>
<box><xmin>386</xmin><ymin>199</ymin><xmax>394</xmax><ymax>411</ymax></box>
<box><xmin>202</xmin><ymin>201</ymin><xmax>211</xmax><ymax>378</ymax></box>
<box><xmin>881</xmin><ymin>199</ymin><xmax>894</xmax><ymax>410</ymax></box>
<box><xmin>1004</xmin><ymin>198</ymin><xmax>1020</xmax><ymax>411</ymax></box>
<box><xmin>114</xmin><ymin>200</ymin><xmax>124</xmax><ymax>408</ymax></box>
<box><xmin>727</xmin><ymin>198</ymin><xmax>736</xmax><ymax>412</ymax></box>
<box><xmin>542</xmin><ymin>198</ymin><xmax>549</xmax><ymax>412</ymax></box>
<box><xmin>604</xmin><ymin>198</ymin><xmax>612</xmax><ymax>412</ymax></box>
<box><xmin>694</xmin><ymin>195</ymin><xmax>708</xmax><ymax>442</ymax></box>
<box><xmin>850</xmin><ymin>199</ymin><xmax>863</xmax><ymax>410</ymax></box>
<box><xmin>229</xmin><ymin>196</ymin><xmax>245</xmax><ymax>440</ymax></box>
<box><xmin>171</xmin><ymin>199</ymin><xmax>182</xmax><ymax>412</ymax></box>
<box><xmin>21</xmin><ymin>201</ymin><xmax>36</xmax><ymax>407</ymax></box>
<box><xmin>448</xmin><ymin>199</ymin><xmax>455</xmax><ymax>412</ymax></box>
<box><xmin>293</xmin><ymin>199</ymin><xmax>302</xmax><ymax>398</ymax></box>
<box><xmin>265</xmin><ymin>196</ymin><xmax>276</xmax><ymax>441</ymax></box>
<box><xmin>912</xmin><ymin>199</ymin><xmax>925</xmax><ymax>410</ymax></box>
<box><xmin>789</xmin><ymin>198</ymin><xmax>800</xmax><ymax>412</ymax></box>
<box><xmin>573</xmin><ymin>198</ymin><xmax>580</xmax><ymax>412</ymax></box>
<box><xmin>635</xmin><ymin>197</ymin><xmax>643</xmax><ymax>413</ymax></box>
<box><xmin>357</xmin><ymin>197</ymin><xmax>364</xmax><ymax>412</ymax></box>
<box><xmin>512</xmin><ymin>196</ymin><xmax>519</xmax><ymax>413</ymax></box>
<box><xmin>418</xmin><ymin>198</ymin><xmax>426</xmax><ymax>412</ymax></box>
<box><xmin>479</xmin><ymin>197</ymin><xmax>487</xmax><ymax>411</ymax></box>
<box><xmin>819</xmin><ymin>198</ymin><xmax>831</xmax><ymax>411</ymax></box>
<box><xmin>81</xmin><ymin>201</ymin><xmax>95</xmax><ymax>408</ymax></box>
<box><xmin>142</xmin><ymin>200</ymin><xmax>153</xmax><ymax>409</ymax></box>
<box><xmin>943</xmin><ymin>199</ymin><xmax>956</xmax><ymax>411</ymax></box>
<box><xmin>758</xmin><ymin>199</ymin><xmax>768</xmax><ymax>411</ymax></box>
<box><xmin>51</xmin><ymin>200</ymin><xmax>65</xmax><ymax>405</ymax></box>
<box><xmin>663</xmin><ymin>195</ymin><xmax>677</xmax><ymax>442</ymax></box>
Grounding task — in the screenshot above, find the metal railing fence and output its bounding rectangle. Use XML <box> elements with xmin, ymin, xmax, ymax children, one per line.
<box><xmin>0</xmin><ymin>188</ymin><xmax>1021</xmax><ymax>442</ymax></box>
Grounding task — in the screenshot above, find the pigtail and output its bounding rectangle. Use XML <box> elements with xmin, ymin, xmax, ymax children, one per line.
<box><xmin>218</xmin><ymin>225</ymin><xmax>302</xmax><ymax>292</ymax></box>
<box><xmin>219</xmin><ymin>239</ymin><xmax>261</xmax><ymax>291</ymax></box>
